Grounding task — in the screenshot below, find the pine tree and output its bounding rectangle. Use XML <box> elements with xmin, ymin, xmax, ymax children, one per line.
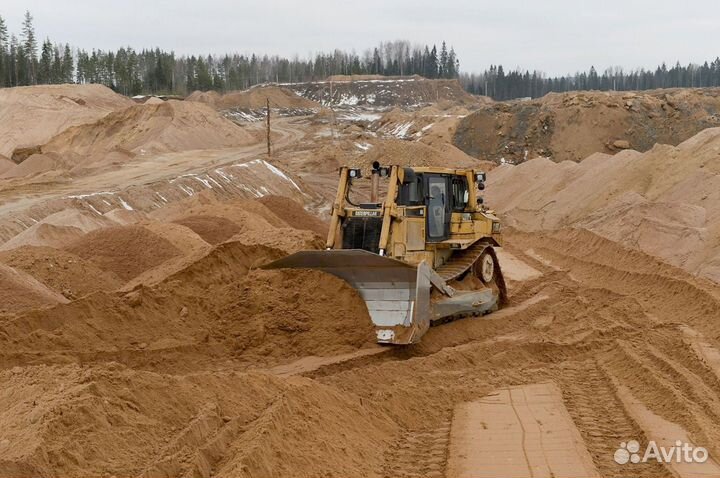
<box><xmin>51</xmin><ymin>45</ymin><xmax>62</xmax><ymax>83</ymax></box>
<box><xmin>21</xmin><ymin>10</ymin><xmax>37</xmax><ymax>84</ymax></box>
<box><xmin>75</xmin><ymin>49</ymin><xmax>88</xmax><ymax>83</ymax></box>
<box><xmin>446</xmin><ymin>47</ymin><xmax>457</xmax><ymax>78</ymax></box>
<box><xmin>439</xmin><ymin>41</ymin><xmax>448</xmax><ymax>78</ymax></box>
<box><xmin>38</xmin><ymin>38</ymin><xmax>52</xmax><ymax>84</ymax></box>
<box><xmin>372</xmin><ymin>48</ymin><xmax>382</xmax><ymax>74</ymax></box>
<box><xmin>426</xmin><ymin>45</ymin><xmax>438</xmax><ymax>79</ymax></box>
<box><xmin>15</xmin><ymin>37</ymin><xmax>29</xmax><ymax>85</ymax></box>
<box><xmin>9</xmin><ymin>34</ymin><xmax>18</xmax><ymax>86</ymax></box>
<box><xmin>195</xmin><ymin>56</ymin><xmax>212</xmax><ymax>91</ymax></box>
<box><xmin>61</xmin><ymin>44</ymin><xmax>73</xmax><ymax>83</ymax></box>
<box><xmin>588</xmin><ymin>66</ymin><xmax>598</xmax><ymax>90</ymax></box>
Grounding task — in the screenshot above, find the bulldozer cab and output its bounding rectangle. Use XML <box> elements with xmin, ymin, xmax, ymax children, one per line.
<box><xmin>395</xmin><ymin>170</ymin><xmax>472</xmax><ymax>243</ymax></box>
<box><xmin>330</xmin><ymin>164</ymin><xmax>497</xmax><ymax>259</ymax></box>
<box><xmin>263</xmin><ymin>163</ymin><xmax>505</xmax><ymax>345</ymax></box>
<box><xmin>417</xmin><ymin>173</ymin><xmax>469</xmax><ymax>242</ymax></box>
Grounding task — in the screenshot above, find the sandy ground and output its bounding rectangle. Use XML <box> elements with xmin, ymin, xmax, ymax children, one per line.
<box><xmin>2</xmin><ymin>82</ymin><xmax>720</xmax><ymax>477</ymax></box>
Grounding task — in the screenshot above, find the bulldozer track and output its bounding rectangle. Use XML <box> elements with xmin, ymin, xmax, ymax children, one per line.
<box><xmin>382</xmin><ymin>419</ymin><xmax>452</xmax><ymax>478</ymax></box>
<box><xmin>434</xmin><ymin>241</ymin><xmax>509</xmax><ymax>313</ymax></box>
<box><xmin>435</xmin><ymin>242</ymin><xmax>492</xmax><ymax>281</ymax></box>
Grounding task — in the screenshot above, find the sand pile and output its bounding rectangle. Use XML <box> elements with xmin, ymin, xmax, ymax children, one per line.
<box><xmin>0</xmin><ymin>240</ymin><xmax>373</xmax><ymax>368</ymax></box>
<box><xmin>0</xmin><ymin>363</ymin><xmax>396</xmax><ymax>478</ymax></box>
<box><xmin>1</xmin><ymin>223</ymin><xmax>84</xmax><ymax>250</ymax></box>
<box><xmin>0</xmin><ymin>155</ymin><xmax>14</xmax><ymax>175</ymax></box>
<box><xmin>0</xmin><ymin>84</ymin><xmax>133</xmax><ymax>159</ymax></box>
<box><xmin>119</xmin><ymin>222</ymin><xmax>212</xmax><ymax>289</ymax></box>
<box><xmin>0</xmin><ymin>246</ymin><xmax>123</xmax><ymax>299</ymax></box>
<box><xmin>0</xmin><ymin>153</ymin><xmax>60</xmax><ymax>179</ymax></box>
<box><xmin>230</xmin><ymin>227</ymin><xmax>323</xmax><ymax>254</ymax></box>
<box><xmin>0</xmin><ymin>262</ymin><xmax>69</xmax><ymax>313</ymax></box>
<box><xmin>455</xmin><ymin>88</ymin><xmax>720</xmax><ymax>163</ymax></box>
<box><xmin>258</xmin><ymin>195</ymin><xmax>328</xmax><ymax>236</ymax></box>
<box><xmin>486</xmin><ymin>127</ymin><xmax>720</xmax><ymax>281</ymax></box>
<box><xmin>0</xmin><ymin>209</ymin><xmax>115</xmax><ymax>251</ymax></box>
<box><xmin>185</xmin><ymin>89</ymin><xmax>221</xmax><ymax>105</ymax></box>
<box><xmin>158</xmin><ymin>196</ymin><xmax>325</xmax><ymax>253</ymax></box>
<box><xmin>220</xmin><ymin>269</ymin><xmax>375</xmax><ymax>357</ymax></box>
<box><xmin>156</xmin><ymin>195</ymin><xmax>287</xmax><ymax>229</ymax></box>
<box><xmin>64</xmin><ymin>225</ymin><xmax>181</xmax><ymax>282</ymax></box>
<box><xmin>173</xmin><ymin>215</ymin><xmax>242</xmax><ymax>244</ymax></box>
<box><xmin>189</xmin><ymin>86</ymin><xmax>318</xmax><ymax>110</ymax></box>
<box><xmin>29</xmin><ymin>100</ymin><xmax>256</xmax><ymax>174</ymax></box>
<box><xmin>352</xmin><ymin>138</ymin><xmax>489</xmax><ymax>173</ymax></box>
<box><xmin>102</xmin><ymin>208</ymin><xmax>146</xmax><ymax>225</ymax></box>
<box><xmin>144</xmin><ymin>96</ymin><xmax>164</xmax><ymax>105</ymax></box>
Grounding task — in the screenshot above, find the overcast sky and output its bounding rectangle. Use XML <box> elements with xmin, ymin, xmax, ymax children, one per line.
<box><xmin>3</xmin><ymin>0</ymin><xmax>718</xmax><ymax>76</ymax></box>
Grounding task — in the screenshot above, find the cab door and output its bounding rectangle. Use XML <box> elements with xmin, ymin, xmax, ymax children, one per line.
<box><xmin>425</xmin><ymin>175</ymin><xmax>451</xmax><ymax>242</ymax></box>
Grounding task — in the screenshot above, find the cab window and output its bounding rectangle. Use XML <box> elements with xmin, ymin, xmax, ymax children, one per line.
<box><xmin>397</xmin><ymin>176</ymin><xmax>424</xmax><ymax>206</ymax></box>
<box><xmin>451</xmin><ymin>177</ymin><xmax>468</xmax><ymax>211</ymax></box>
<box><xmin>427</xmin><ymin>176</ymin><xmax>447</xmax><ymax>239</ymax></box>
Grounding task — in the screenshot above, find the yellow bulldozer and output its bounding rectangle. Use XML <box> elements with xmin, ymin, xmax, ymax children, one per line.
<box><xmin>263</xmin><ymin>162</ymin><xmax>507</xmax><ymax>345</ymax></box>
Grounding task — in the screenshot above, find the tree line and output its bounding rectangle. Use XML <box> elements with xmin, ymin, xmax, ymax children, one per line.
<box><xmin>0</xmin><ymin>13</ymin><xmax>459</xmax><ymax>95</ymax></box>
<box><xmin>3</xmin><ymin>10</ymin><xmax>720</xmax><ymax>100</ymax></box>
<box><xmin>460</xmin><ymin>61</ymin><xmax>720</xmax><ymax>101</ymax></box>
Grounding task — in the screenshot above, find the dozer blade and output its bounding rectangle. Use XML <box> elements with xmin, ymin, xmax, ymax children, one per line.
<box><xmin>262</xmin><ymin>250</ymin><xmax>432</xmax><ymax>344</ymax></box>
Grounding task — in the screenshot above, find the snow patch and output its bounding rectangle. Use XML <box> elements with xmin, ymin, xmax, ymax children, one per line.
<box><xmin>215</xmin><ymin>168</ymin><xmax>233</xmax><ymax>182</ymax></box>
<box><xmin>194</xmin><ymin>176</ymin><xmax>213</xmax><ymax>189</ymax></box>
<box><xmin>262</xmin><ymin>161</ymin><xmax>302</xmax><ymax>192</ymax></box>
<box><xmin>390</xmin><ymin>122</ymin><xmax>414</xmax><ymax>138</ymax></box>
<box><xmin>118</xmin><ymin>197</ymin><xmax>134</xmax><ymax>211</ymax></box>
<box><xmin>67</xmin><ymin>191</ymin><xmax>115</xmax><ymax>199</ymax></box>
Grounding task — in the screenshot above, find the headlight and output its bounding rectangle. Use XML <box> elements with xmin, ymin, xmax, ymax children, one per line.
<box><xmin>492</xmin><ymin>221</ymin><xmax>501</xmax><ymax>233</ymax></box>
<box><xmin>348</xmin><ymin>168</ymin><xmax>362</xmax><ymax>179</ymax></box>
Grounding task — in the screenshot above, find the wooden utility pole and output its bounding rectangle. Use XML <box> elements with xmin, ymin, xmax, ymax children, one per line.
<box><xmin>266</xmin><ymin>98</ymin><xmax>271</xmax><ymax>157</ymax></box>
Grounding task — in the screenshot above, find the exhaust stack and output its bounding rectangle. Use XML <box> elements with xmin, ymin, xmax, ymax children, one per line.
<box><xmin>371</xmin><ymin>161</ymin><xmax>381</xmax><ymax>203</ymax></box>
